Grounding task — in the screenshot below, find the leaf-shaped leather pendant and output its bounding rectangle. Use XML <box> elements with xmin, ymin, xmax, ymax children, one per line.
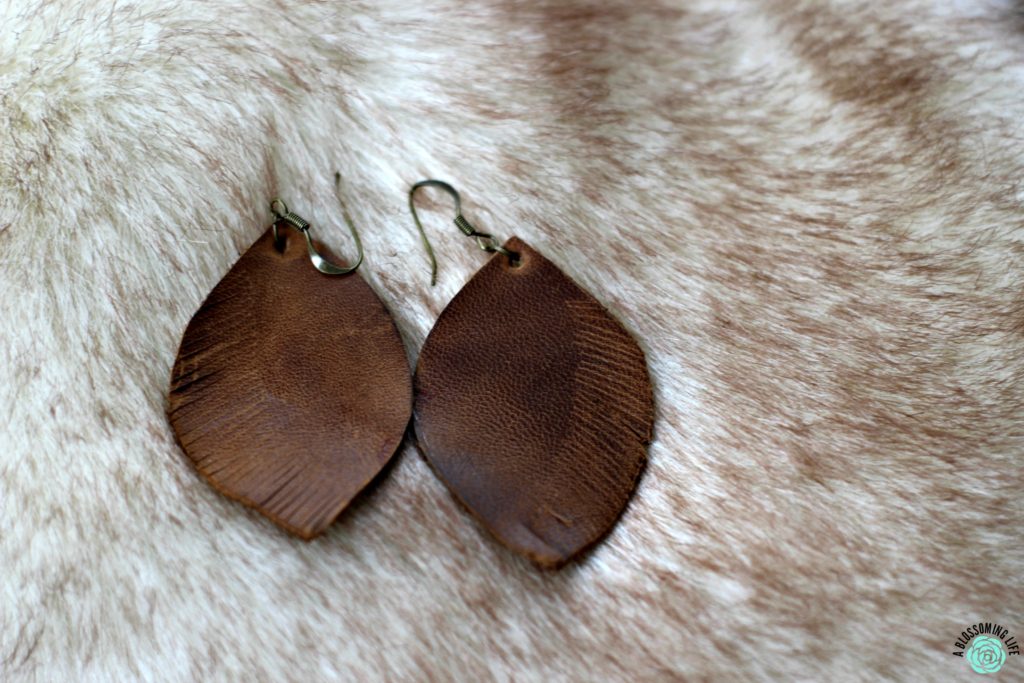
<box><xmin>168</xmin><ymin>227</ymin><xmax>412</xmax><ymax>539</ymax></box>
<box><xmin>413</xmin><ymin>237</ymin><xmax>654</xmax><ymax>568</ymax></box>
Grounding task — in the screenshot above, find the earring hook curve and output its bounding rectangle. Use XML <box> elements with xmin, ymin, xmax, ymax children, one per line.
<box><xmin>270</xmin><ymin>173</ymin><xmax>364</xmax><ymax>275</ymax></box>
<box><xmin>408</xmin><ymin>179</ymin><xmax>517</xmax><ymax>286</ymax></box>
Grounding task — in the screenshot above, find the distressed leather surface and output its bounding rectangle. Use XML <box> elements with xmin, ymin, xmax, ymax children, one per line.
<box><xmin>414</xmin><ymin>237</ymin><xmax>655</xmax><ymax>568</ymax></box>
<box><xmin>168</xmin><ymin>224</ymin><xmax>412</xmax><ymax>539</ymax></box>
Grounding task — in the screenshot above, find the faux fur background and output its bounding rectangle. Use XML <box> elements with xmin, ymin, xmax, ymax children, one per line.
<box><xmin>2</xmin><ymin>1</ymin><xmax>1023</xmax><ymax>681</ymax></box>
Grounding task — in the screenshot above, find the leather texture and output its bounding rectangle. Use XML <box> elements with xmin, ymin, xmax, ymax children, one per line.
<box><xmin>413</xmin><ymin>237</ymin><xmax>654</xmax><ymax>569</ymax></box>
<box><xmin>168</xmin><ymin>224</ymin><xmax>412</xmax><ymax>540</ymax></box>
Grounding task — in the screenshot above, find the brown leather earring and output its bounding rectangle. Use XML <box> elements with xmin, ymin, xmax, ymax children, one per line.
<box><xmin>408</xmin><ymin>180</ymin><xmax>655</xmax><ymax>569</ymax></box>
<box><xmin>167</xmin><ymin>176</ymin><xmax>412</xmax><ymax>539</ymax></box>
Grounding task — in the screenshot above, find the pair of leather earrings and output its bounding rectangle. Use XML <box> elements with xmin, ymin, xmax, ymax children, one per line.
<box><xmin>167</xmin><ymin>176</ymin><xmax>654</xmax><ymax>568</ymax></box>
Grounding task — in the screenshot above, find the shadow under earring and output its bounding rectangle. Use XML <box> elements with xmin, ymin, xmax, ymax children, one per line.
<box><xmin>408</xmin><ymin>180</ymin><xmax>654</xmax><ymax>569</ymax></box>
<box><xmin>168</xmin><ymin>177</ymin><xmax>412</xmax><ymax>539</ymax></box>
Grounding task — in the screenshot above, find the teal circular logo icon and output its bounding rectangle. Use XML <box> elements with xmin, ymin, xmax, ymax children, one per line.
<box><xmin>966</xmin><ymin>635</ymin><xmax>1007</xmax><ymax>674</ymax></box>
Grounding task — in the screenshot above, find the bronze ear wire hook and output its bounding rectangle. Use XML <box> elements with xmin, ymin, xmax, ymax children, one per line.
<box><xmin>408</xmin><ymin>179</ymin><xmax>519</xmax><ymax>286</ymax></box>
<box><xmin>270</xmin><ymin>172</ymin><xmax>364</xmax><ymax>275</ymax></box>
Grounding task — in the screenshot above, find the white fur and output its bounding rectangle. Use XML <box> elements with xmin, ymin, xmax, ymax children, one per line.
<box><xmin>2</xmin><ymin>1</ymin><xmax>1023</xmax><ymax>681</ymax></box>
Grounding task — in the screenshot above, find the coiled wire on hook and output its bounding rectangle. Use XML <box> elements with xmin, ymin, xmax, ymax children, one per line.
<box><xmin>408</xmin><ymin>179</ymin><xmax>518</xmax><ymax>286</ymax></box>
<box><xmin>269</xmin><ymin>173</ymin><xmax>364</xmax><ymax>275</ymax></box>
<box><xmin>270</xmin><ymin>202</ymin><xmax>310</xmax><ymax>234</ymax></box>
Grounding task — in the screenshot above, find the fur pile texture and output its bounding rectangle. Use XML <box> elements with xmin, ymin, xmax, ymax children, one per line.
<box><xmin>2</xmin><ymin>1</ymin><xmax>1023</xmax><ymax>680</ymax></box>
